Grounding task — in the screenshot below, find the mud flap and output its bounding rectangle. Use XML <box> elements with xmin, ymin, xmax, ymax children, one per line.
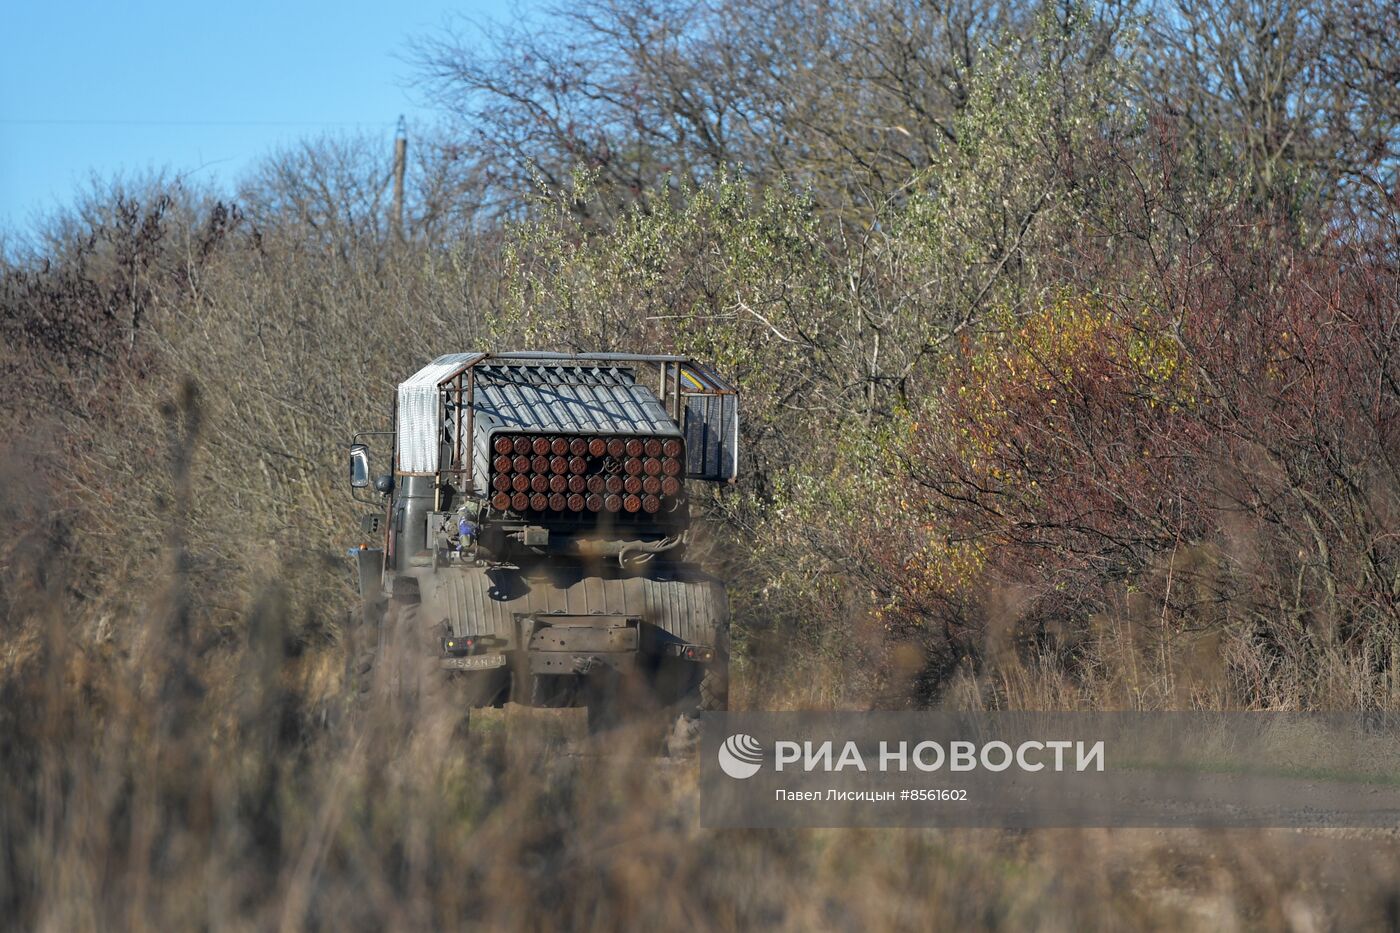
<box><xmin>355</xmin><ymin>546</ymin><xmax>383</xmax><ymax>602</ymax></box>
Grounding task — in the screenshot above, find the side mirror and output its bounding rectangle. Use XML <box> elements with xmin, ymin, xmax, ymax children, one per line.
<box><xmin>349</xmin><ymin>444</ymin><xmax>371</xmax><ymax>488</ymax></box>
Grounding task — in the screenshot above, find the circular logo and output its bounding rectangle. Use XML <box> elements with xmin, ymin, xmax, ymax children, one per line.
<box><xmin>717</xmin><ymin>733</ymin><xmax>764</xmax><ymax>779</ymax></box>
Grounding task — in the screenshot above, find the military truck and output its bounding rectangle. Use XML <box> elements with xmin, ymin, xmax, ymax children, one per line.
<box><xmin>346</xmin><ymin>352</ymin><xmax>738</xmax><ymax>726</ymax></box>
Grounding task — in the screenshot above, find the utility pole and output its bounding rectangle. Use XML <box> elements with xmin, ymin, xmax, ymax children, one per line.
<box><xmin>391</xmin><ymin>115</ymin><xmax>407</xmax><ymax>241</ymax></box>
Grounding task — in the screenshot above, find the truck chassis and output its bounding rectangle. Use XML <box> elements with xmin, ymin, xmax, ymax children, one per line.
<box><xmin>349</xmin><ymin>352</ymin><xmax>738</xmax><ymax>727</ymax></box>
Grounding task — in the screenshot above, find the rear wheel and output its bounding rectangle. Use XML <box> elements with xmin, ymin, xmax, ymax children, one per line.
<box><xmin>582</xmin><ymin>672</ymin><xmax>622</xmax><ymax>733</ymax></box>
<box><xmin>350</xmin><ymin>599</ymin><xmax>390</xmax><ymax>696</ymax></box>
<box><xmin>352</xmin><ymin>599</ymin><xmax>426</xmax><ymax>701</ymax></box>
<box><xmin>698</xmin><ymin>660</ymin><xmax>729</xmax><ymax>711</ymax></box>
<box><xmin>581</xmin><ymin>665</ymin><xmax>662</xmax><ymax>735</ymax></box>
<box><xmin>664</xmin><ymin>658</ymin><xmax>727</xmax><ymax>757</ymax></box>
<box><xmin>530</xmin><ymin>673</ymin><xmax>579</xmax><ymax>707</ymax></box>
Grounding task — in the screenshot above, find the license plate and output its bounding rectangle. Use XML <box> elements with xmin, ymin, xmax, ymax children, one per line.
<box><xmin>442</xmin><ymin>654</ymin><xmax>507</xmax><ymax>671</ymax></box>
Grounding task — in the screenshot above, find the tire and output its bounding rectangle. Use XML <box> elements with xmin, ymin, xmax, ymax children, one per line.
<box><xmin>354</xmin><ymin>643</ymin><xmax>377</xmax><ymax>695</ymax></box>
<box><xmin>698</xmin><ymin>660</ymin><xmax>728</xmax><ymax>712</ymax></box>
<box><xmin>583</xmin><ymin>676</ymin><xmax>612</xmax><ymax>733</ymax></box>
<box><xmin>351</xmin><ymin>602</ymin><xmax>387</xmax><ymax>697</ymax></box>
<box><xmin>531</xmin><ymin>673</ymin><xmax>578</xmax><ymax>708</ymax></box>
<box><xmin>352</xmin><ymin>599</ymin><xmax>417</xmax><ymax>700</ymax></box>
<box><xmin>658</xmin><ymin>661</ymin><xmax>726</xmax><ymax>757</ymax></box>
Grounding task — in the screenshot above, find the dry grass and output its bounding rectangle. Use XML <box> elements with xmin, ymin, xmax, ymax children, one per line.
<box><xmin>3</xmin><ymin>413</ymin><xmax>1396</xmax><ymax>931</ymax></box>
<box><xmin>6</xmin><ymin>529</ymin><xmax>1400</xmax><ymax>932</ymax></box>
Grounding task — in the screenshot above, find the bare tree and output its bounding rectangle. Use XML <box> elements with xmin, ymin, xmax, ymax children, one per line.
<box><xmin>412</xmin><ymin>0</ymin><xmax>1040</xmax><ymax>219</ymax></box>
<box><xmin>1147</xmin><ymin>0</ymin><xmax>1399</xmax><ymax>217</ymax></box>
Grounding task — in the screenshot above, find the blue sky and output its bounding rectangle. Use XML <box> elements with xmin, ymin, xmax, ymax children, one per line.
<box><xmin>0</xmin><ymin>0</ymin><xmax>516</xmax><ymax>235</ymax></box>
